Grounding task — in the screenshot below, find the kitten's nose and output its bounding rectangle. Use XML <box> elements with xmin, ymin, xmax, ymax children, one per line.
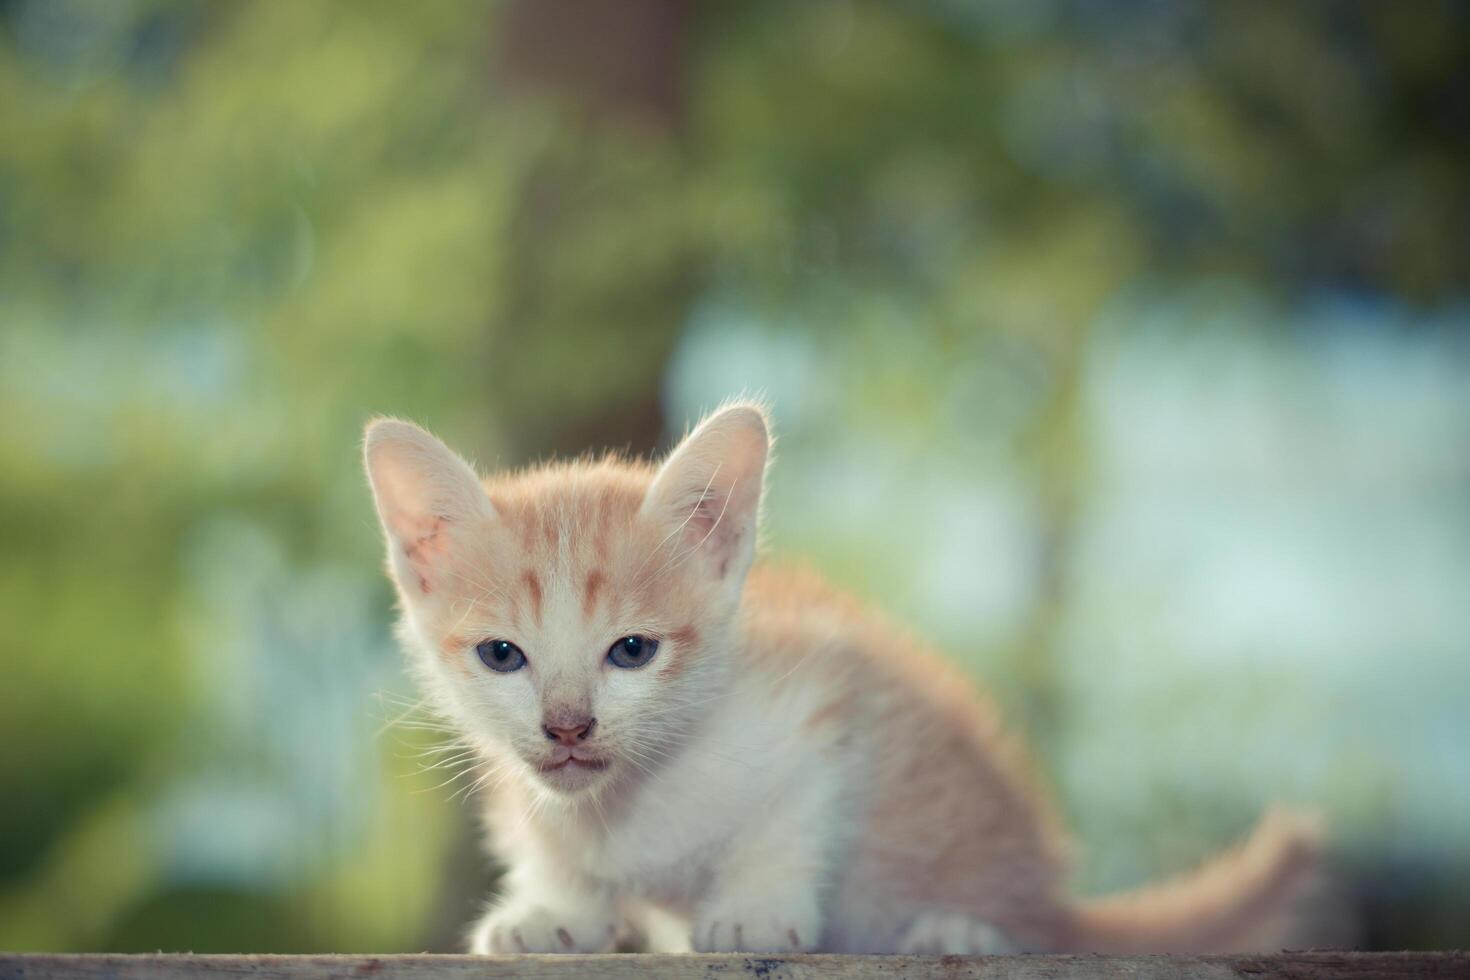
<box><xmin>542</xmin><ymin>716</ymin><xmax>595</xmax><ymax>745</ymax></box>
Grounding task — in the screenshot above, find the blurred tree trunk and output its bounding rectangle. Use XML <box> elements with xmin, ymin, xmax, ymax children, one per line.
<box><xmin>488</xmin><ymin>0</ymin><xmax>693</xmax><ymax>464</ymax></box>
<box><xmin>1017</xmin><ymin>347</ymin><xmax>1085</xmax><ymax>768</ymax></box>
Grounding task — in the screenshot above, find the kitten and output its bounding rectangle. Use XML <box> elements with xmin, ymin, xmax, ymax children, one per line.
<box><xmin>363</xmin><ymin>403</ymin><xmax>1320</xmax><ymax>955</ymax></box>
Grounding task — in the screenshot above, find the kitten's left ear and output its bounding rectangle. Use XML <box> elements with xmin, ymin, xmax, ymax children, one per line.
<box><xmin>641</xmin><ymin>403</ymin><xmax>770</xmax><ymax>583</ymax></box>
<box><xmin>363</xmin><ymin>418</ymin><xmax>495</xmax><ymax>598</ymax></box>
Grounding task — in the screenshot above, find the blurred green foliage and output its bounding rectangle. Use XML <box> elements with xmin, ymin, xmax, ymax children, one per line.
<box><xmin>1</xmin><ymin>0</ymin><xmax>1467</xmax><ymax>953</ymax></box>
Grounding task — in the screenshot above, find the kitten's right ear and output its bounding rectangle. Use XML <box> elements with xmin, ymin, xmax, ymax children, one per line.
<box><xmin>363</xmin><ymin>418</ymin><xmax>494</xmax><ymax>598</ymax></box>
<box><xmin>641</xmin><ymin>403</ymin><xmax>770</xmax><ymax>586</ymax></box>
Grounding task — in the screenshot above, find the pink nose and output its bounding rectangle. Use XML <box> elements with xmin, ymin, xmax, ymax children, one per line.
<box><xmin>542</xmin><ymin>717</ymin><xmax>595</xmax><ymax>745</ymax></box>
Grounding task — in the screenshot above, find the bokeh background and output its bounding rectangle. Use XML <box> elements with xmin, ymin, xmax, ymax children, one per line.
<box><xmin>2</xmin><ymin>0</ymin><xmax>1468</xmax><ymax>953</ymax></box>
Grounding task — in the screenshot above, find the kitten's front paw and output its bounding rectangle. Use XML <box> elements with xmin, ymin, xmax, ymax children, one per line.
<box><xmin>470</xmin><ymin>902</ymin><xmax>621</xmax><ymax>954</ymax></box>
<box><xmin>693</xmin><ymin>900</ymin><xmax>818</xmax><ymax>953</ymax></box>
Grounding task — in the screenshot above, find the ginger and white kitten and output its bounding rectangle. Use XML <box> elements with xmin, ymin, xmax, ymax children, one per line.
<box><xmin>363</xmin><ymin>404</ymin><xmax>1319</xmax><ymax>955</ymax></box>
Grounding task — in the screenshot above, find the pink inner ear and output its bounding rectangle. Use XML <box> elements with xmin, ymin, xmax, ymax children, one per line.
<box><xmin>392</xmin><ymin>512</ymin><xmax>452</xmax><ymax>595</ymax></box>
<box><xmin>678</xmin><ymin>486</ymin><xmax>746</xmax><ymax>580</ymax></box>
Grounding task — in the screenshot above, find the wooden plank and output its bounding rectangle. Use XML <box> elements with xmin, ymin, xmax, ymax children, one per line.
<box><xmin>1</xmin><ymin>952</ymin><xmax>1466</xmax><ymax>980</ymax></box>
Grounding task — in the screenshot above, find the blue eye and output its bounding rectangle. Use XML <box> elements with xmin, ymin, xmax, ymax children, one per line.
<box><xmin>607</xmin><ymin>635</ymin><xmax>659</xmax><ymax>669</ymax></box>
<box><xmin>476</xmin><ymin>639</ymin><xmax>526</xmax><ymax>673</ymax></box>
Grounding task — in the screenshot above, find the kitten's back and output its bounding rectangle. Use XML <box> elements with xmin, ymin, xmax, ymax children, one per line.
<box><xmin>737</xmin><ymin>563</ymin><xmax>1076</xmax><ymax>949</ymax></box>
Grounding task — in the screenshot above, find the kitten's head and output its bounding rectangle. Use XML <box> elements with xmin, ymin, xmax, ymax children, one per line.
<box><xmin>363</xmin><ymin>404</ymin><xmax>769</xmax><ymax>796</ymax></box>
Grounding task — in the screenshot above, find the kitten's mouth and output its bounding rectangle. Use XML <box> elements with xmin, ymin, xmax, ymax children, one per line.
<box><xmin>537</xmin><ymin>749</ymin><xmax>609</xmax><ymax>773</ymax></box>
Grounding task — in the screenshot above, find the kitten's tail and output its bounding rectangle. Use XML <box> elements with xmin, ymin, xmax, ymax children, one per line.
<box><xmin>1063</xmin><ymin>807</ymin><xmax>1324</xmax><ymax>953</ymax></box>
